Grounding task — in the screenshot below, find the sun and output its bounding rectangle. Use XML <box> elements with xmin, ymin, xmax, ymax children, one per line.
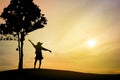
<box><xmin>87</xmin><ymin>39</ymin><xmax>96</xmax><ymax>48</ymax></box>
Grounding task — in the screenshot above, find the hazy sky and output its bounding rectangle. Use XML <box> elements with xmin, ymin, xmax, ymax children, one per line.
<box><xmin>0</xmin><ymin>0</ymin><xmax>120</xmax><ymax>74</ymax></box>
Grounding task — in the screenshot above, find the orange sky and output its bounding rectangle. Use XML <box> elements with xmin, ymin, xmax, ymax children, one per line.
<box><xmin>0</xmin><ymin>0</ymin><xmax>120</xmax><ymax>74</ymax></box>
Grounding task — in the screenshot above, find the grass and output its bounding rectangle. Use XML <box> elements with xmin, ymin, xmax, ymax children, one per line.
<box><xmin>0</xmin><ymin>68</ymin><xmax>120</xmax><ymax>80</ymax></box>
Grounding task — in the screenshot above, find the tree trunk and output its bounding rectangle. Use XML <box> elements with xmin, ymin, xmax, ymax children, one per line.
<box><xmin>18</xmin><ymin>32</ymin><xmax>24</xmax><ymax>70</ymax></box>
<box><xmin>18</xmin><ymin>33</ymin><xmax>21</xmax><ymax>70</ymax></box>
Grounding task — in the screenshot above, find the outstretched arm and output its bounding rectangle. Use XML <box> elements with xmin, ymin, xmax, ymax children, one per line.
<box><xmin>42</xmin><ymin>47</ymin><xmax>52</xmax><ymax>53</ymax></box>
<box><xmin>28</xmin><ymin>39</ymin><xmax>36</xmax><ymax>48</ymax></box>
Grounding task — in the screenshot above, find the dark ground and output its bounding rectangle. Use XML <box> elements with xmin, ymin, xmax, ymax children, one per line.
<box><xmin>0</xmin><ymin>68</ymin><xmax>120</xmax><ymax>80</ymax></box>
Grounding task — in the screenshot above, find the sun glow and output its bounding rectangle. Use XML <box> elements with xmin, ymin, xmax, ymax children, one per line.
<box><xmin>87</xmin><ymin>39</ymin><xmax>96</xmax><ymax>48</ymax></box>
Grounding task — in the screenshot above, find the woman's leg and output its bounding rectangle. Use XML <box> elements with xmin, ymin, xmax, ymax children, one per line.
<box><xmin>39</xmin><ymin>60</ymin><xmax>42</xmax><ymax>69</ymax></box>
<box><xmin>34</xmin><ymin>59</ymin><xmax>37</xmax><ymax>69</ymax></box>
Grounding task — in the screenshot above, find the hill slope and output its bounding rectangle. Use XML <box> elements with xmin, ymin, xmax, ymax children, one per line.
<box><xmin>0</xmin><ymin>69</ymin><xmax>120</xmax><ymax>80</ymax></box>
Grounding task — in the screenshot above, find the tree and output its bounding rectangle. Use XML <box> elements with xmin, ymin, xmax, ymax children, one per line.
<box><xmin>0</xmin><ymin>0</ymin><xmax>47</xmax><ymax>70</ymax></box>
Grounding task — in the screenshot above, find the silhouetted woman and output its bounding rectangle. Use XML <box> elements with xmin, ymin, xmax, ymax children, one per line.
<box><xmin>29</xmin><ymin>39</ymin><xmax>52</xmax><ymax>69</ymax></box>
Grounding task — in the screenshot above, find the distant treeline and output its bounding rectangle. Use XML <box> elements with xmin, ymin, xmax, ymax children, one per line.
<box><xmin>0</xmin><ymin>35</ymin><xmax>18</xmax><ymax>41</ymax></box>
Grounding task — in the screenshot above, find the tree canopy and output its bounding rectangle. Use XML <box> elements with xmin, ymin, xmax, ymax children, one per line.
<box><xmin>0</xmin><ymin>0</ymin><xmax>47</xmax><ymax>37</ymax></box>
